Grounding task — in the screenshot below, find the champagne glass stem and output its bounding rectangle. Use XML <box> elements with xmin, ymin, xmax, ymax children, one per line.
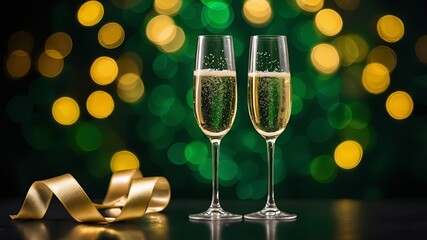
<box><xmin>265</xmin><ymin>138</ymin><xmax>277</xmax><ymax>209</ymax></box>
<box><xmin>210</xmin><ymin>139</ymin><xmax>221</xmax><ymax>209</ymax></box>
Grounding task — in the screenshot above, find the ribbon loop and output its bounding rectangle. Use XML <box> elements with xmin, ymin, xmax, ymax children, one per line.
<box><xmin>10</xmin><ymin>169</ymin><xmax>171</xmax><ymax>223</ymax></box>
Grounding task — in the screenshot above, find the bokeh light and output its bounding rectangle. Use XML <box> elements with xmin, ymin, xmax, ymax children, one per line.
<box><xmin>75</xmin><ymin>122</ymin><xmax>102</xmax><ymax>151</ymax></box>
<box><xmin>154</xmin><ymin>0</ymin><xmax>182</xmax><ymax>15</ymax></box>
<box><xmin>202</xmin><ymin>1</ymin><xmax>234</xmax><ymax>32</ymax></box>
<box><xmin>90</xmin><ymin>56</ymin><xmax>119</xmax><ymax>85</ymax></box>
<box><xmin>158</xmin><ymin>26</ymin><xmax>186</xmax><ymax>53</ymax></box>
<box><xmin>6</xmin><ymin>50</ymin><xmax>31</xmax><ymax>79</ymax></box>
<box><xmin>334</xmin><ymin>140</ymin><xmax>363</xmax><ymax>170</ymax></box>
<box><xmin>335</xmin><ymin>0</ymin><xmax>359</xmax><ymax>11</ymax></box>
<box><xmin>332</xmin><ymin>35</ymin><xmax>358</xmax><ymax>66</ymax></box>
<box><xmin>367</xmin><ymin>45</ymin><xmax>397</xmax><ymax>72</ymax></box>
<box><xmin>377</xmin><ymin>15</ymin><xmax>404</xmax><ymax>43</ymax></box>
<box><xmin>311</xmin><ymin>155</ymin><xmax>338</xmax><ymax>183</ymax></box>
<box><xmin>77</xmin><ymin>0</ymin><xmax>104</xmax><ymax>26</ymax></box>
<box><xmin>415</xmin><ymin>35</ymin><xmax>427</xmax><ymax>64</ymax></box>
<box><xmin>8</xmin><ymin>31</ymin><xmax>34</xmax><ymax>53</ymax></box>
<box><xmin>98</xmin><ymin>22</ymin><xmax>125</xmax><ymax>49</ymax></box>
<box><xmin>311</xmin><ymin>43</ymin><xmax>340</xmax><ymax>74</ymax></box>
<box><xmin>315</xmin><ymin>9</ymin><xmax>343</xmax><ymax>36</ymax></box>
<box><xmin>37</xmin><ymin>51</ymin><xmax>64</xmax><ymax>78</ymax></box>
<box><xmin>86</xmin><ymin>90</ymin><xmax>115</xmax><ymax>119</ymax></box>
<box><xmin>52</xmin><ymin>97</ymin><xmax>80</xmax><ymax>125</ymax></box>
<box><xmin>117</xmin><ymin>73</ymin><xmax>145</xmax><ymax>103</ymax></box>
<box><xmin>296</xmin><ymin>0</ymin><xmax>324</xmax><ymax>12</ymax></box>
<box><xmin>242</xmin><ymin>0</ymin><xmax>272</xmax><ymax>27</ymax></box>
<box><xmin>386</xmin><ymin>91</ymin><xmax>413</xmax><ymax>120</ymax></box>
<box><xmin>117</xmin><ymin>52</ymin><xmax>143</xmax><ymax>77</ymax></box>
<box><xmin>110</xmin><ymin>150</ymin><xmax>140</xmax><ymax>172</ymax></box>
<box><xmin>361</xmin><ymin>63</ymin><xmax>390</xmax><ymax>94</ymax></box>
<box><xmin>45</xmin><ymin>32</ymin><xmax>73</xmax><ymax>58</ymax></box>
<box><xmin>146</xmin><ymin>15</ymin><xmax>177</xmax><ymax>46</ymax></box>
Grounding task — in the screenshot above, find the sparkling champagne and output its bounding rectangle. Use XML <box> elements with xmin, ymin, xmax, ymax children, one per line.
<box><xmin>194</xmin><ymin>70</ymin><xmax>237</xmax><ymax>138</ymax></box>
<box><xmin>248</xmin><ymin>72</ymin><xmax>291</xmax><ymax>138</ymax></box>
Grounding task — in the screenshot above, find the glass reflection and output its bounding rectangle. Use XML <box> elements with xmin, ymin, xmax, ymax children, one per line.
<box><xmin>13</xmin><ymin>213</ymin><xmax>169</xmax><ymax>240</ymax></box>
<box><xmin>190</xmin><ymin>219</ymin><xmax>240</xmax><ymax>240</ymax></box>
<box><xmin>333</xmin><ymin>199</ymin><xmax>360</xmax><ymax>240</ymax></box>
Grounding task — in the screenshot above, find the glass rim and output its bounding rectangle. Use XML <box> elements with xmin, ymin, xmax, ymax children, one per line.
<box><xmin>250</xmin><ymin>35</ymin><xmax>287</xmax><ymax>39</ymax></box>
<box><xmin>198</xmin><ymin>35</ymin><xmax>233</xmax><ymax>39</ymax></box>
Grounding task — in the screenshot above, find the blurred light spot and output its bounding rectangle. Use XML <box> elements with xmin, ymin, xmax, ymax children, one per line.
<box><xmin>237</xmin><ymin>182</ymin><xmax>253</xmax><ymax>200</ymax></box>
<box><xmin>8</xmin><ymin>31</ymin><xmax>34</xmax><ymax>53</ymax></box>
<box><xmin>332</xmin><ymin>35</ymin><xmax>358</xmax><ymax>66</ymax></box>
<box><xmin>148</xmin><ymin>84</ymin><xmax>176</xmax><ymax>116</ymax></box>
<box><xmin>243</xmin><ymin>0</ymin><xmax>272</xmax><ymax>27</ymax></box>
<box><xmin>37</xmin><ymin>50</ymin><xmax>64</xmax><ymax>78</ymax></box>
<box><xmin>158</xmin><ymin>26</ymin><xmax>186</xmax><ymax>53</ymax></box>
<box><xmin>168</xmin><ymin>142</ymin><xmax>187</xmax><ymax>165</ymax></box>
<box><xmin>6</xmin><ymin>95</ymin><xmax>33</xmax><ymax>123</ymax></box>
<box><xmin>146</xmin><ymin>15</ymin><xmax>177</xmax><ymax>46</ymax></box>
<box><xmin>77</xmin><ymin>0</ymin><xmax>104</xmax><ymax>26</ymax></box>
<box><xmin>6</xmin><ymin>50</ymin><xmax>31</xmax><ymax>79</ymax></box>
<box><xmin>334</xmin><ymin>140</ymin><xmax>363</xmax><ymax>169</ymax></box>
<box><xmin>307</xmin><ymin>118</ymin><xmax>334</xmax><ymax>143</ymax></box>
<box><xmin>29</xmin><ymin>77</ymin><xmax>55</xmax><ymax>105</ymax></box>
<box><xmin>110</xmin><ymin>150</ymin><xmax>140</xmax><ymax>172</ymax></box>
<box><xmin>250</xmin><ymin>179</ymin><xmax>267</xmax><ymax>200</ymax></box>
<box><xmin>292</xmin><ymin>20</ymin><xmax>322</xmax><ymax>51</ymax></box>
<box><xmin>161</xmin><ymin>100</ymin><xmax>186</xmax><ymax>126</ymax></box>
<box><xmin>341</xmin><ymin>65</ymin><xmax>364</xmax><ymax>98</ymax></box>
<box><xmin>311</xmin><ymin>155</ymin><xmax>337</xmax><ymax>183</ymax></box>
<box><xmin>315</xmin><ymin>9</ymin><xmax>343</xmax><ymax>36</ymax></box>
<box><xmin>415</xmin><ymin>35</ymin><xmax>427</xmax><ymax>64</ymax></box>
<box><xmin>348</xmin><ymin>34</ymin><xmax>368</xmax><ymax>62</ymax></box>
<box><xmin>98</xmin><ymin>22</ymin><xmax>125</xmax><ymax>49</ymax></box>
<box><xmin>328</xmin><ymin>103</ymin><xmax>352</xmax><ymax>129</ymax></box>
<box><xmin>202</xmin><ymin>1</ymin><xmax>234</xmax><ymax>32</ymax></box>
<box><xmin>335</xmin><ymin>0</ymin><xmax>359</xmax><ymax>11</ymax></box>
<box><xmin>117</xmin><ymin>52</ymin><xmax>143</xmax><ymax>77</ymax></box>
<box><xmin>76</xmin><ymin>122</ymin><xmax>102</xmax><ymax>151</ymax></box>
<box><xmin>45</xmin><ymin>32</ymin><xmax>73</xmax><ymax>58</ymax></box>
<box><xmin>154</xmin><ymin>0</ymin><xmax>182</xmax><ymax>15</ymax></box>
<box><xmin>117</xmin><ymin>73</ymin><xmax>145</xmax><ymax>103</ymax></box>
<box><xmin>291</xmin><ymin>94</ymin><xmax>303</xmax><ymax>115</ymax></box>
<box><xmin>362</xmin><ymin>63</ymin><xmax>390</xmax><ymax>94</ymax></box>
<box><xmin>296</xmin><ymin>0</ymin><xmax>323</xmax><ymax>12</ymax></box>
<box><xmin>180</xmin><ymin>2</ymin><xmax>204</xmax><ymax>30</ymax></box>
<box><xmin>219</xmin><ymin>159</ymin><xmax>239</xmax><ymax>181</ymax></box>
<box><xmin>52</xmin><ymin>97</ymin><xmax>80</xmax><ymax>125</ymax></box>
<box><xmin>311</xmin><ymin>43</ymin><xmax>340</xmax><ymax>74</ymax></box>
<box><xmin>86</xmin><ymin>90</ymin><xmax>114</xmax><ymax>119</ymax></box>
<box><xmin>198</xmin><ymin>159</ymin><xmax>211</xmax><ymax>180</ymax></box>
<box><xmin>348</xmin><ymin>102</ymin><xmax>370</xmax><ymax>129</ymax></box>
<box><xmin>153</xmin><ymin>54</ymin><xmax>178</xmax><ymax>78</ymax></box>
<box><xmin>90</xmin><ymin>56</ymin><xmax>118</xmax><ymax>85</ymax></box>
<box><xmin>386</xmin><ymin>91</ymin><xmax>413</xmax><ymax>120</ymax></box>
<box><xmin>367</xmin><ymin>45</ymin><xmax>397</xmax><ymax>72</ymax></box>
<box><xmin>185</xmin><ymin>141</ymin><xmax>208</xmax><ymax>164</ymax></box>
<box><xmin>377</xmin><ymin>15</ymin><xmax>404</xmax><ymax>43</ymax></box>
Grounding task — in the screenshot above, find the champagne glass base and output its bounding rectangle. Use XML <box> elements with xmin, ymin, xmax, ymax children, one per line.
<box><xmin>244</xmin><ymin>207</ymin><xmax>297</xmax><ymax>220</ymax></box>
<box><xmin>189</xmin><ymin>207</ymin><xmax>242</xmax><ymax>221</ymax></box>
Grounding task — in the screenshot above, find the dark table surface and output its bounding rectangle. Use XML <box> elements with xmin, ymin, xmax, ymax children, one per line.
<box><xmin>1</xmin><ymin>198</ymin><xmax>427</xmax><ymax>239</ymax></box>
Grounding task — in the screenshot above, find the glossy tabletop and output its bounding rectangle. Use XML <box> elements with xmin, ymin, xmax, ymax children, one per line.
<box><xmin>1</xmin><ymin>198</ymin><xmax>427</xmax><ymax>239</ymax></box>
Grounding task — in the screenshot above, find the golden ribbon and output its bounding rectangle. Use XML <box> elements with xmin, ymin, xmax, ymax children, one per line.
<box><xmin>10</xmin><ymin>169</ymin><xmax>171</xmax><ymax>224</ymax></box>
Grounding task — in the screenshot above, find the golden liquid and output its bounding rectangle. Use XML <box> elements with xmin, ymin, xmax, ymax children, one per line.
<box><xmin>248</xmin><ymin>72</ymin><xmax>291</xmax><ymax>138</ymax></box>
<box><xmin>194</xmin><ymin>70</ymin><xmax>237</xmax><ymax>139</ymax></box>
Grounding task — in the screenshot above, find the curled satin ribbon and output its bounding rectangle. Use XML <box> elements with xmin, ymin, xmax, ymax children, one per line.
<box><xmin>10</xmin><ymin>169</ymin><xmax>171</xmax><ymax>223</ymax></box>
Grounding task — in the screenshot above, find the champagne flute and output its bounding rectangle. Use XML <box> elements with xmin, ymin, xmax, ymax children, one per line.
<box><xmin>189</xmin><ymin>35</ymin><xmax>242</xmax><ymax>220</ymax></box>
<box><xmin>245</xmin><ymin>35</ymin><xmax>297</xmax><ymax>220</ymax></box>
